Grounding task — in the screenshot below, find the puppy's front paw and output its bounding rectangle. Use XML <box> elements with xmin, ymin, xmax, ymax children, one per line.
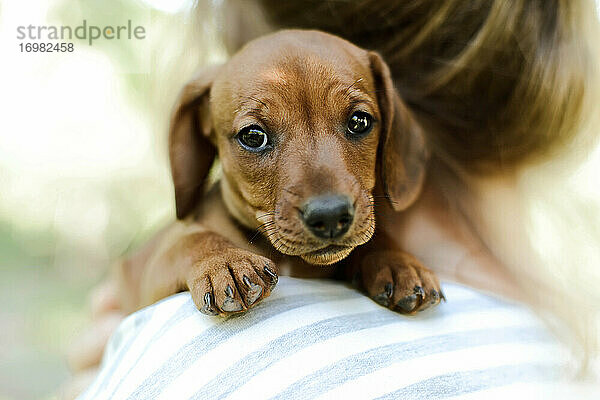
<box><xmin>186</xmin><ymin>249</ymin><xmax>278</xmax><ymax>316</ymax></box>
<box><xmin>356</xmin><ymin>251</ymin><xmax>444</xmax><ymax>314</ymax></box>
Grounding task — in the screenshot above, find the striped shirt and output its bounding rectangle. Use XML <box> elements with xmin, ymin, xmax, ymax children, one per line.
<box><xmin>78</xmin><ymin>277</ymin><xmax>597</xmax><ymax>399</ymax></box>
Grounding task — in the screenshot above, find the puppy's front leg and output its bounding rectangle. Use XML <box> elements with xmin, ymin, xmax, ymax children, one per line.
<box><xmin>344</xmin><ymin>232</ymin><xmax>444</xmax><ymax>314</ymax></box>
<box><xmin>126</xmin><ymin>223</ymin><xmax>278</xmax><ymax>316</ymax></box>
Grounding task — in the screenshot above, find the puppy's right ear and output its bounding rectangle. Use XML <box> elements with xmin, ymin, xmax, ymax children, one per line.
<box><xmin>369</xmin><ymin>52</ymin><xmax>428</xmax><ymax>212</ymax></box>
<box><xmin>169</xmin><ymin>65</ymin><xmax>220</xmax><ymax>219</ymax></box>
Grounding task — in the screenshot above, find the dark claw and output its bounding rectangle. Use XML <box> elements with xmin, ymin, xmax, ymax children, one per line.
<box><xmin>373</xmin><ymin>282</ymin><xmax>393</xmax><ymax>307</ymax></box>
<box><xmin>413</xmin><ymin>286</ymin><xmax>425</xmax><ymax>298</ymax></box>
<box><xmin>242</xmin><ymin>275</ymin><xmax>263</xmax><ymax>306</ymax></box>
<box><xmin>430</xmin><ymin>289</ymin><xmax>440</xmax><ymax>304</ymax></box>
<box><xmin>200</xmin><ymin>292</ymin><xmax>219</xmax><ymax>316</ymax></box>
<box><xmin>222</xmin><ymin>285</ymin><xmax>243</xmax><ymax>312</ymax></box>
<box><xmin>385</xmin><ymin>282</ymin><xmax>393</xmax><ymax>297</ymax></box>
<box><xmin>263</xmin><ymin>265</ymin><xmax>278</xmax><ymax>286</ymax></box>
<box><xmin>372</xmin><ymin>294</ymin><xmax>389</xmax><ymax>307</ymax></box>
<box><xmin>396</xmin><ymin>294</ymin><xmax>419</xmax><ymax>313</ymax></box>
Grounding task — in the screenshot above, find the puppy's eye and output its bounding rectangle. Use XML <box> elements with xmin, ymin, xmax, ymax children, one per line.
<box><xmin>236</xmin><ymin>125</ymin><xmax>270</xmax><ymax>151</ymax></box>
<box><xmin>347</xmin><ymin>111</ymin><xmax>373</xmax><ymax>136</ymax></box>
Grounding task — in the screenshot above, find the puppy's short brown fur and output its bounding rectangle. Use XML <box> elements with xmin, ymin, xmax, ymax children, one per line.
<box><xmin>119</xmin><ymin>30</ymin><xmax>442</xmax><ymax>316</ymax></box>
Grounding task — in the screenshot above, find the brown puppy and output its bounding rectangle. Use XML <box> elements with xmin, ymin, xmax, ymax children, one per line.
<box><xmin>119</xmin><ymin>30</ymin><xmax>442</xmax><ymax>316</ymax></box>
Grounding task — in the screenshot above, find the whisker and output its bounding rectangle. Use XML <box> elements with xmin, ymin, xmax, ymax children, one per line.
<box><xmin>257</xmin><ymin>221</ymin><xmax>275</xmax><ymax>231</ymax></box>
<box><xmin>256</xmin><ymin>212</ymin><xmax>275</xmax><ymax>220</ymax></box>
<box><xmin>371</xmin><ymin>194</ymin><xmax>399</xmax><ymax>206</ymax></box>
<box><xmin>265</xmin><ymin>232</ymin><xmax>279</xmax><ymax>241</ymax></box>
<box><xmin>344</xmin><ymin>78</ymin><xmax>364</xmax><ymax>97</ymax></box>
<box><xmin>271</xmin><ymin>236</ymin><xmax>283</xmax><ymax>249</ymax></box>
<box><xmin>283</xmin><ymin>188</ymin><xmax>302</xmax><ymax>197</ymax></box>
<box><xmin>248</xmin><ymin>229</ymin><xmax>266</xmax><ymax>245</ymax></box>
<box><xmin>243</xmin><ymin>96</ymin><xmax>269</xmax><ymax>110</ymax></box>
<box><xmin>247</xmin><ymin>218</ymin><xmax>277</xmax><ymax>245</ymax></box>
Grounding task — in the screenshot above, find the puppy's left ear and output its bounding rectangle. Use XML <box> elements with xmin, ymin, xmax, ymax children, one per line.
<box><xmin>369</xmin><ymin>51</ymin><xmax>429</xmax><ymax>211</ymax></box>
<box><xmin>169</xmin><ymin>65</ymin><xmax>220</xmax><ymax>219</ymax></box>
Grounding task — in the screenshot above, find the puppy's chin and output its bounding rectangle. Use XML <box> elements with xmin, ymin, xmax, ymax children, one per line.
<box><xmin>300</xmin><ymin>245</ymin><xmax>355</xmax><ymax>265</ymax></box>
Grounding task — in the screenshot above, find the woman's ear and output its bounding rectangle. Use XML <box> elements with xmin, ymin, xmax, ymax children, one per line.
<box><xmin>169</xmin><ymin>65</ymin><xmax>221</xmax><ymax>219</ymax></box>
<box><xmin>369</xmin><ymin>51</ymin><xmax>428</xmax><ymax>211</ymax></box>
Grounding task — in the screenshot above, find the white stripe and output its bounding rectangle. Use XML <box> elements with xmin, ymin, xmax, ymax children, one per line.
<box><xmin>444</xmin><ymin>380</ymin><xmax>600</xmax><ymax>400</ymax></box>
<box><xmin>225</xmin><ymin>307</ymin><xmax>541</xmax><ymax>400</ymax></box>
<box><xmin>316</xmin><ymin>343</ymin><xmax>566</xmax><ymax>400</ymax></box>
<box><xmin>274</xmin><ymin>277</ymin><xmax>358</xmax><ymax>296</ymax></box>
<box><xmin>447</xmin><ymin>382</ymin><xmax>551</xmax><ymax>400</ymax></box>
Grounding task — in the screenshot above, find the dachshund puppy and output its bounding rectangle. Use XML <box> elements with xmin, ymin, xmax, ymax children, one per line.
<box><xmin>119</xmin><ymin>30</ymin><xmax>442</xmax><ymax>316</ymax></box>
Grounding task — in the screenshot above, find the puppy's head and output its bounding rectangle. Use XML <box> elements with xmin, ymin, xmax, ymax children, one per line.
<box><xmin>170</xmin><ymin>30</ymin><xmax>427</xmax><ymax>265</ymax></box>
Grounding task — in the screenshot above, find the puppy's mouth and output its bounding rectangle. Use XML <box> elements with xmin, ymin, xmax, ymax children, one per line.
<box><xmin>255</xmin><ymin>192</ymin><xmax>375</xmax><ymax>266</ymax></box>
<box><xmin>300</xmin><ymin>245</ymin><xmax>354</xmax><ymax>265</ymax></box>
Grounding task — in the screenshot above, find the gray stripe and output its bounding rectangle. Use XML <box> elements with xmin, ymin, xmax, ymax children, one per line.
<box><xmin>375</xmin><ymin>363</ymin><xmax>560</xmax><ymax>400</ymax></box>
<box><xmin>125</xmin><ymin>290</ymin><xmax>361</xmax><ymax>400</ymax></box>
<box><xmin>189</xmin><ymin>295</ymin><xmax>507</xmax><ymax>400</ymax></box>
<box><xmin>270</xmin><ymin>326</ymin><xmax>553</xmax><ymax>400</ymax></box>
<box><xmin>81</xmin><ymin>305</ymin><xmax>156</xmax><ymax>399</ymax></box>
<box><xmin>104</xmin><ymin>298</ymin><xmax>198</xmax><ymax>399</ymax></box>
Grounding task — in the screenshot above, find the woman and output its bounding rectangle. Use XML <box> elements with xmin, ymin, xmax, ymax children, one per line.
<box><xmin>65</xmin><ymin>1</ymin><xmax>600</xmax><ymax>398</ymax></box>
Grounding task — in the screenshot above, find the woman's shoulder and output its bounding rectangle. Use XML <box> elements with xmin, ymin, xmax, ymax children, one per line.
<box><xmin>79</xmin><ymin>277</ymin><xmax>597</xmax><ymax>400</ymax></box>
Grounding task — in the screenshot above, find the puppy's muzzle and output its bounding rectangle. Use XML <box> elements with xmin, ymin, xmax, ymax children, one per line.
<box><xmin>301</xmin><ymin>194</ymin><xmax>354</xmax><ymax>239</ymax></box>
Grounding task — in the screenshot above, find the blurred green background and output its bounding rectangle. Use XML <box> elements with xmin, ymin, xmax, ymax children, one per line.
<box><xmin>0</xmin><ymin>0</ymin><xmax>224</xmax><ymax>398</ymax></box>
<box><xmin>1</xmin><ymin>1</ymin><xmax>599</xmax><ymax>399</ymax></box>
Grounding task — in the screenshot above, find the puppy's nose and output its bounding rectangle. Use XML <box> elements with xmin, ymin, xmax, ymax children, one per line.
<box><xmin>301</xmin><ymin>194</ymin><xmax>354</xmax><ymax>239</ymax></box>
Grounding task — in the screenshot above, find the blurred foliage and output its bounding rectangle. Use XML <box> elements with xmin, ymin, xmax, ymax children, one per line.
<box><xmin>0</xmin><ymin>0</ymin><xmax>227</xmax><ymax>398</ymax></box>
